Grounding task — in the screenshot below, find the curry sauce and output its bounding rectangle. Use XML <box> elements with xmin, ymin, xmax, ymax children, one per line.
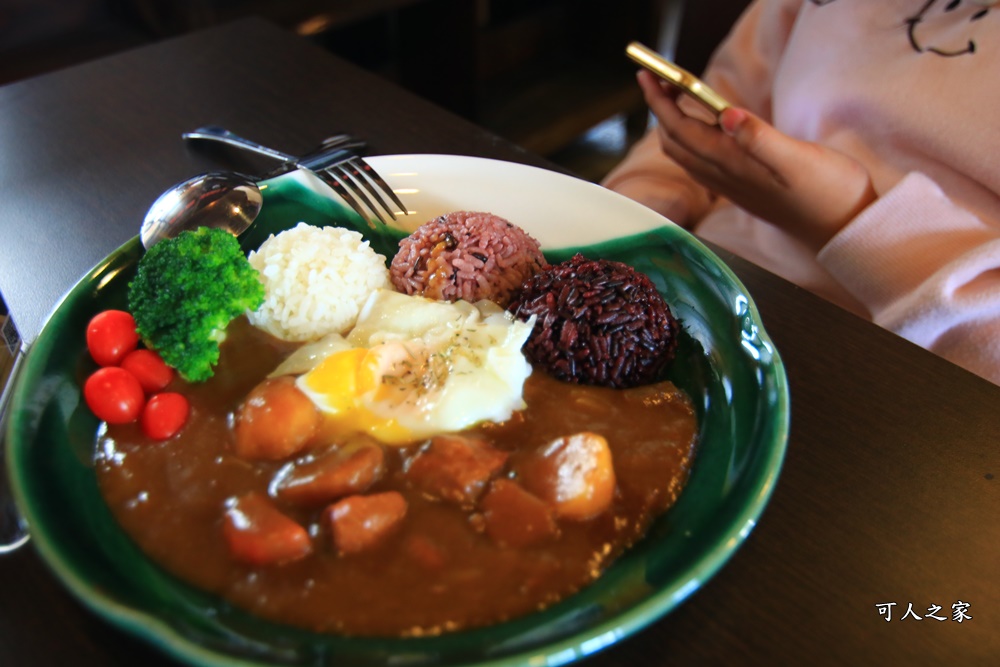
<box><xmin>95</xmin><ymin>318</ymin><xmax>697</xmax><ymax>636</ymax></box>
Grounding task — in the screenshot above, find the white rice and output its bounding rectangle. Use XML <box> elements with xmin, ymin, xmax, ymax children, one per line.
<box><xmin>247</xmin><ymin>222</ymin><xmax>391</xmax><ymax>342</ymax></box>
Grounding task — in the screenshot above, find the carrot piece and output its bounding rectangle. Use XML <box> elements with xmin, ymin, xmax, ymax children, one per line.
<box><xmin>222</xmin><ymin>492</ymin><xmax>312</xmax><ymax>566</ymax></box>
<box><xmin>326</xmin><ymin>491</ymin><xmax>408</xmax><ymax>555</ymax></box>
<box><xmin>233</xmin><ymin>377</ymin><xmax>321</xmax><ymax>460</ymax></box>
<box><xmin>519</xmin><ymin>432</ymin><xmax>616</xmax><ymax>521</ymax></box>
<box><xmin>481</xmin><ymin>478</ymin><xmax>558</xmax><ymax>548</ymax></box>
<box><xmin>405</xmin><ymin>434</ymin><xmax>508</xmax><ymax>506</ymax></box>
<box><xmin>274</xmin><ymin>439</ymin><xmax>385</xmax><ymax>506</ymax></box>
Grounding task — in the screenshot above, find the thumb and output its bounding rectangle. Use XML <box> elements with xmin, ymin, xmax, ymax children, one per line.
<box><xmin>719</xmin><ymin>107</ymin><xmax>793</xmax><ymax>175</ymax></box>
<box><xmin>718</xmin><ymin>107</ymin><xmax>794</xmax><ymax>188</ymax></box>
<box><xmin>719</xmin><ymin>107</ymin><xmax>772</xmax><ymax>150</ymax></box>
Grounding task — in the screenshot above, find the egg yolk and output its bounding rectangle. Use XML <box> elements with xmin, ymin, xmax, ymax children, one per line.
<box><xmin>297</xmin><ymin>347</ymin><xmax>414</xmax><ymax>445</ymax></box>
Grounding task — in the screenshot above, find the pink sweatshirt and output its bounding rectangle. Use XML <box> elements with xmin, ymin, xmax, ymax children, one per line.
<box><xmin>603</xmin><ymin>0</ymin><xmax>1000</xmax><ymax>385</ymax></box>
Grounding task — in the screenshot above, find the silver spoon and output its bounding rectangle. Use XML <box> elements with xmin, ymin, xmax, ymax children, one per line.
<box><xmin>140</xmin><ymin>171</ymin><xmax>263</xmax><ymax>249</ymax></box>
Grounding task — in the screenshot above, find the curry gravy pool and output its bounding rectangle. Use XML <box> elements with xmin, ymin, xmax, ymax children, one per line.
<box><xmin>95</xmin><ymin>318</ymin><xmax>697</xmax><ymax>636</ymax></box>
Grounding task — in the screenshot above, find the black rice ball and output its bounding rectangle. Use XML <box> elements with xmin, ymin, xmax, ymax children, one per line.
<box><xmin>509</xmin><ymin>254</ymin><xmax>680</xmax><ymax>388</ymax></box>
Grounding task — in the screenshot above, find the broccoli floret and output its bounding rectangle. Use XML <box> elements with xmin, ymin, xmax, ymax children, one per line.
<box><xmin>128</xmin><ymin>227</ymin><xmax>264</xmax><ymax>382</ymax></box>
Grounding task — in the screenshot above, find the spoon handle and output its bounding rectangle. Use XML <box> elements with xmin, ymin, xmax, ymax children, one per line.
<box><xmin>183</xmin><ymin>127</ymin><xmax>367</xmax><ymax>172</ymax></box>
<box><xmin>182</xmin><ymin>126</ymin><xmax>296</xmax><ymax>162</ymax></box>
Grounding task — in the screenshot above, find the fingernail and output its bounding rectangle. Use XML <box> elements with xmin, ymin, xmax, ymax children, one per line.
<box><xmin>720</xmin><ymin>108</ymin><xmax>746</xmax><ymax>135</ymax></box>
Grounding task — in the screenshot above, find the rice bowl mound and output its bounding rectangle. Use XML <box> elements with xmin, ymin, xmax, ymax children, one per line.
<box><xmin>247</xmin><ymin>222</ymin><xmax>390</xmax><ymax>342</ymax></box>
<box><xmin>509</xmin><ymin>254</ymin><xmax>681</xmax><ymax>388</ymax></box>
<box><xmin>390</xmin><ymin>211</ymin><xmax>547</xmax><ymax>307</ymax></box>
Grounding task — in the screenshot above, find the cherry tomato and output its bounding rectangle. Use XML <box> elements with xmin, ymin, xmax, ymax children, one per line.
<box><xmin>141</xmin><ymin>392</ymin><xmax>190</xmax><ymax>440</ymax></box>
<box><xmin>84</xmin><ymin>367</ymin><xmax>145</xmax><ymax>424</ymax></box>
<box><xmin>86</xmin><ymin>310</ymin><xmax>139</xmax><ymax>367</ymax></box>
<box><xmin>120</xmin><ymin>349</ymin><xmax>174</xmax><ymax>393</ymax></box>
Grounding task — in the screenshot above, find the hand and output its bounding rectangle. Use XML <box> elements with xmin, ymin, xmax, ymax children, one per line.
<box><xmin>607</xmin><ymin>173</ymin><xmax>715</xmax><ymax>228</ymax></box>
<box><xmin>637</xmin><ymin>70</ymin><xmax>877</xmax><ymax>250</ymax></box>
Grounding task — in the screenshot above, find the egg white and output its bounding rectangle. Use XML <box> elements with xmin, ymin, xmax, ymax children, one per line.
<box><xmin>294</xmin><ymin>289</ymin><xmax>535</xmax><ymax>445</ymax></box>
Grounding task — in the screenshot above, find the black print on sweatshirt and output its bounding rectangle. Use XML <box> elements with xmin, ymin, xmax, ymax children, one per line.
<box><xmin>906</xmin><ymin>0</ymin><xmax>991</xmax><ymax>56</ymax></box>
<box><xmin>810</xmin><ymin>0</ymin><xmax>991</xmax><ymax>57</ymax></box>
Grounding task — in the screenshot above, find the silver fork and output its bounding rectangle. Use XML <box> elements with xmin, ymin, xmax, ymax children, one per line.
<box><xmin>182</xmin><ymin>126</ymin><xmax>409</xmax><ymax>226</ymax></box>
<box><xmin>321</xmin><ymin>159</ymin><xmax>407</xmax><ymax>226</ymax></box>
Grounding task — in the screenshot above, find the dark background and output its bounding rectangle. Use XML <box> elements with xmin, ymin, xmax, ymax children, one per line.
<box><xmin>0</xmin><ymin>0</ymin><xmax>752</xmax><ymax>182</ymax></box>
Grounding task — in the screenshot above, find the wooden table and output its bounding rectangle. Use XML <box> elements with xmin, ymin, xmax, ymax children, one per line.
<box><xmin>1</xmin><ymin>18</ymin><xmax>997</xmax><ymax>666</ymax></box>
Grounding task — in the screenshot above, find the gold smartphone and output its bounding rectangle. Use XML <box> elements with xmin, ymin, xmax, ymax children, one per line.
<box><xmin>626</xmin><ymin>41</ymin><xmax>730</xmax><ymax>116</ymax></box>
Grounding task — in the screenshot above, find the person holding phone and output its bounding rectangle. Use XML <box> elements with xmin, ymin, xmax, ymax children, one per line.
<box><xmin>603</xmin><ymin>0</ymin><xmax>1000</xmax><ymax>385</ymax></box>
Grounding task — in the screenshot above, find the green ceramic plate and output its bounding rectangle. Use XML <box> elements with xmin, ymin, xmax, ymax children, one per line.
<box><xmin>6</xmin><ymin>155</ymin><xmax>789</xmax><ymax>666</ymax></box>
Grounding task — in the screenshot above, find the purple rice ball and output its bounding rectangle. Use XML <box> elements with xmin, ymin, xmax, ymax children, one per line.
<box><xmin>509</xmin><ymin>254</ymin><xmax>680</xmax><ymax>388</ymax></box>
<box><xmin>390</xmin><ymin>211</ymin><xmax>547</xmax><ymax>307</ymax></box>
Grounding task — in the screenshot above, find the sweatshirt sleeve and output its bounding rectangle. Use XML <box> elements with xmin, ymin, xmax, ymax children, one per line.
<box><xmin>819</xmin><ymin>172</ymin><xmax>1000</xmax><ymax>385</ymax></box>
<box><xmin>601</xmin><ymin>0</ymin><xmax>803</xmax><ymax>223</ymax></box>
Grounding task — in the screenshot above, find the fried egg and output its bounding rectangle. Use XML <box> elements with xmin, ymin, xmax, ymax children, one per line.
<box><xmin>294</xmin><ymin>289</ymin><xmax>534</xmax><ymax>445</ymax></box>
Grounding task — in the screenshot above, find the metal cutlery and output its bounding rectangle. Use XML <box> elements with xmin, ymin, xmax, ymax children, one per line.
<box><xmin>0</xmin><ymin>307</ymin><xmax>29</xmax><ymax>554</ymax></box>
<box><xmin>182</xmin><ymin>127</ymin><xmax>409</xmax><ymax>227</ymax></box>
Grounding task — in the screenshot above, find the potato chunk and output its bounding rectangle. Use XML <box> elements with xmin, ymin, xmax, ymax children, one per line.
<box><xmin>222</xmin><ymin>492</ymin><xmax>312</xmax><ymax>566</ymax></box>
<box><xmin>234</xmin><ymin>376</ymin><xmax>321</xmax><ymax>460</ymax></box>
<box><xmin>519</xmin><ymin>432</ymin><xmax>616</xmax><ymax>521</ymax></box>
<box><xmin>326</xmin><ymin>491</ymin><xmax>408</xmax><ymax>555</ymax></box>
<box><xmin>405</xmin><ymin>434</ymin><xmax>508</xmax><ymax>506</ymax></box>
<box><xmin>274</xmin><ymin>439</ymin><xmax>385</xmax><ymax>506</ymax></box>
<box><xmin>481</xmin><ymin>478</ymin><xmax>558</xmax><ymax>548</ymax></box>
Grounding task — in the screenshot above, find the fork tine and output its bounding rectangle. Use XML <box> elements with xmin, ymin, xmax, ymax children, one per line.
<box><xmin>322</xmin><ymin>169</ymin><xmax>387</xmax><ymax>228</ymax></box>
<box><xmin>334</xmin><ymin>161</ymin><xmax>398</xmax><ymax>221</ymax></box>
<box><xmin>326</xmin><ymin>165</ymin><xmax>391</xmax><ymax>227</ymax></box>
<box><xmin>348</xmin><ymin>156</ymin><xmax>410</xmax><ymax>217</ymax></box>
